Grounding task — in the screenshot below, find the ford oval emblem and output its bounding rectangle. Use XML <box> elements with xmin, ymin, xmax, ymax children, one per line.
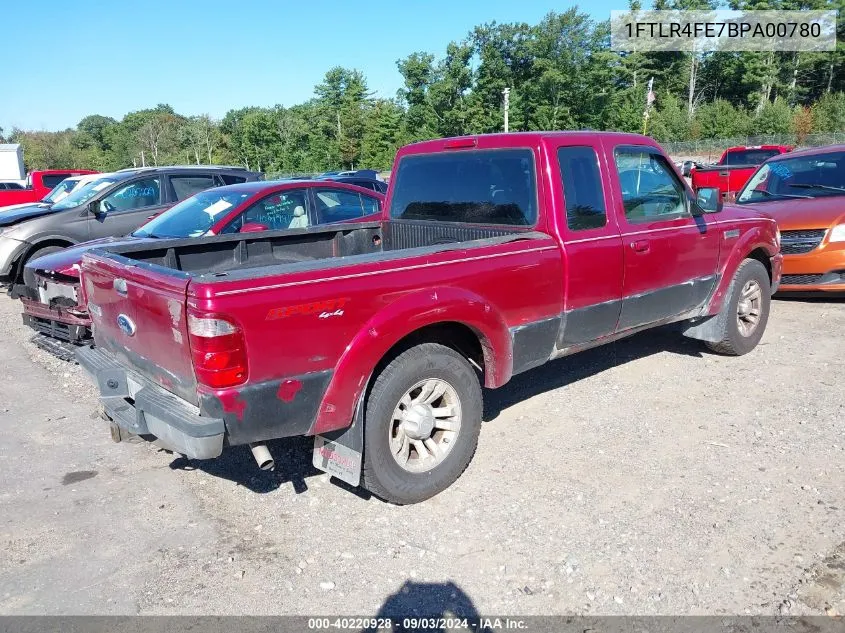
<box><xmin>117</xmin><ymin>314</ymin><xmax>136</xmax><ymax>337</ymax></box>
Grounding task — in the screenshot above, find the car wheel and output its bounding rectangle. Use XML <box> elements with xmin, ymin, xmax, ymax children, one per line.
<box><xmin>360</xmin><ymin>343</ymin><xmax>483</xmax><ymax>504</ymax></box>
<box><xmin>705</xmin><ymin>258</ymin><xmax>771</xmax><ymax>356</ymax></box>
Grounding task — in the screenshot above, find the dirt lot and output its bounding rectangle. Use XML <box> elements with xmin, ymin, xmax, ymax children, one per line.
<box><xmin>0</xmin><ymin>292</ymin><xmax>843</xmax><ymax>617</ymax></box>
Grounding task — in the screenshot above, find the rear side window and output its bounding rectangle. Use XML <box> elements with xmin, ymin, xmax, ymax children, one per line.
<box><xmin>557</xmin><ymin>146</ymin><xmax>606</xmax><ymax>231</ymax></box>
<box><xmin>171</xmin><ymin>175</ymin><xmax>216</xmax><ymax>200</ymax></box>
<box><xmin>220</xmin><ymin>174</ymin><xmax>247</xmax><ymax>185</ymax></box>
<box><xmin>723</xmin><ymin>149</ymin><xmax>782</xmax><ymax>166</ymax></box>
<box><xmin>314</xmin><ymin>188</ymin><xmax>379</xmax><ymax>223</ymax></box>
<box><xmin>389</xmin><ymin>149</ymin><xmax>536</xmax><ymax>226</ymax></box>
<box><xmin>41</xmin><ymin>174</ymin><xmax>69</xmax><ymax>189</ymax></box>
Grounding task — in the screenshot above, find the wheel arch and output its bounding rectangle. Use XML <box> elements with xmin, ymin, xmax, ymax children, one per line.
<box><xmin>12</xmin><ymin>238</ymin><xmax>76</xmax><ymax>281</ymax></box>
<box><xmin>310</xmin><ymin>287</ymin><xmax>512</xmax><ymax>436</ymax></box>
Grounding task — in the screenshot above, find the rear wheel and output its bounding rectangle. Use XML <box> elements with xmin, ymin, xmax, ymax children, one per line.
<box><xmin>705</xmin><ymin>258</ymin><xmax>771</xmax><ymax>355</ymax></box>
<box><xmin>360</xmin><ymin>343</ymin><xmax>483</xmax><ymax>504</ymax></box>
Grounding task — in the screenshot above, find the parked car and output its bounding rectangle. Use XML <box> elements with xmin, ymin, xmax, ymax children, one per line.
<box><xmin>14</xmin><ymin>180</ymin><xmax>383</xmax><ymax>347</ymax></box>
<box><xmin>0</xmin><ymin>165</ymin><xmax>261</xmax><ymax>284</ymax></box>
<box><xmin>736</xmin><ymin>144</ymin><xmax>845</xmax><ymax>294</ymax></box>
<box><xmin>690</xmin><ymin>145</ymin><xmax>792</xmax><ymax>200</ymax></box>
<box><xmin>39</xmin><ymin>172</ymin><xmax>107</xmax><ymax>204</ymax></box>
<box><xmin>76</xmin><ymin>131</ymin><xmax>780</xmax><ymax>505</ymax></box>
<box><xmin>0</xmin><ymin>169</ymin><xmax>99</xmax><ymax>209</ymax></box>
<box><xmin>317</xmin><ymin>169</ymin><xmax>388</xmax><ymax>194</ymax></box>
<box><xmin>1</xmin><ymin>172</ymin><xmax>109</xmax><ymax>216</ymax></box>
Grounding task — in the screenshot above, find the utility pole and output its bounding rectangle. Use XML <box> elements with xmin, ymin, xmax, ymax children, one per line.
<box><xmin>502</xmin><ymin>87</ymin><xmax>510</xmax><ymax>133</ymax></box>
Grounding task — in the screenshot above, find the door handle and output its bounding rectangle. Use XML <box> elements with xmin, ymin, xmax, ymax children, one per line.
<box><xmin>630</xmin><ymin>239</ymin><xmax>650</xmax><ymax>253</ymax></box>
<box><xmin>719</xmin><ymin>170</ymin><xmax>729</xmax><ymax>177</ymax></box>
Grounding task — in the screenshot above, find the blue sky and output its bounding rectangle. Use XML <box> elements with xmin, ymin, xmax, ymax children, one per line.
<box><xmin>3</xmin><ymin>0</ymin><xmax>620</xmax><ymax>131</ymax></box>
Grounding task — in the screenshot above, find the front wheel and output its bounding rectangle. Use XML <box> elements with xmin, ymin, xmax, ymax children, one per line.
<box><xmin>360</xmin><ymin>343</ymin><xmax>483</xmax><ymax>504</ymax></box>
<box><xmin>705</xmin><ymin>258</ymin><xmax>771</xmax><ymax>355</ymax></box>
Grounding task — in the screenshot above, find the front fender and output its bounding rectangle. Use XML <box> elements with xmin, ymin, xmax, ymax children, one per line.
<box><xmin>311</xmin><ymin>286</ymin><xmax>512</xmax><ymax>435</ymax></box>
<box><xmin>706</xmin><ymin>223</ymin><xmax>778</xmax><ymax>315</ymax></box>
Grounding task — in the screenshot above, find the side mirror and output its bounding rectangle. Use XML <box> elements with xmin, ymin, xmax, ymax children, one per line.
<box><xmin>239</xmin><ymin>222</ymin><xmax>269</xmax><ymax>233</ymax></box>
<box><xmin>88</xmin><ymin>200</ymin><xmax>103</xmax><ymax>216</ymax></box>
<box><xmin>695</xmin><ymin>187</ymin><xmax>723</xmax><ymax>213</ymax></box>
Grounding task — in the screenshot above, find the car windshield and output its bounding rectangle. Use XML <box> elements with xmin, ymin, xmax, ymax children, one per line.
<box><xmin>51</xmin><ymin>176</ymin><xmax>121</xmax><ymax>210</ymax></box>
<box><xmin>723</xmin><ymin>149</ymin><xmax>782</xmax><ymax>166</ymax></box>
<box><xmin>737</xmin><ymin>151</ymin><xmax>845</xmax><ymax>204</ymax></box>
<box><xmin>132</xmin><ymin>189</ymin><xmax>252</xmax><ymax>238</ymax></box>
<box><xmin>42</xmin><ymin>178</ymin><xmax>79</xmax><ymax>204</ymax></box>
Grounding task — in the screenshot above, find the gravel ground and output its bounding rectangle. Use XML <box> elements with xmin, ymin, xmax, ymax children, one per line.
<box><xmin>0</xmin><ymin>291</ymin><xmax>843</xmax><ymax>616</ymax></box>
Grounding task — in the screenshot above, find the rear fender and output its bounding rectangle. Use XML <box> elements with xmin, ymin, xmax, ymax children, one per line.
<box><xmin>705</xmin><ymin>225</ymin><xmax>777</xmax><ymax>315</ymax></box>
<box><xmin>311</xmin><ymin>286</ymin><xmax>512</xmax><ymax>435</ymax></box>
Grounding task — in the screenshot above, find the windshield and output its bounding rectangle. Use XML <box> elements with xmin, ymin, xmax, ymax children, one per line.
<box><xmin>51</xmin><ymin>176</ymin><xmax>120</xmax><ymax>210</ymax></box>
<box><xmin>42</xmin><ymin>178</ymin><xmax>79</xmax><ymax>204</ymax></box>
<box><xmin>133</xmin><ymin>189</ymin><xmax>252</xmax><ymax>238</ymax></box>
<box><xmin>737</xmin><ymin>151</ymin><xmax>845</xmax><ymax>204</ymax></box>
<box><xmin>722</xmin><ymin>148</ymin><xmax>782</xmax><ymax>167</ymax></box>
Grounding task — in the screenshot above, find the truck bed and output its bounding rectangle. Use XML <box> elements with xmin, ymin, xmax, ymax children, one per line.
<box><xmin>88</xmin><ymin>220</ymin><xmax>522</xmax><ymax>280</ymax></box>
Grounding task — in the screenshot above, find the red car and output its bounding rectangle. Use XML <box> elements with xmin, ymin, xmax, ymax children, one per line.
<box><xmin>77</xmin><ymin>132</ymin><xmax>780</xmax><ymax>504</ymax></box>
<box><xmin>0</xmin><ymin>169</ymin><xmax>98</xmax><ymax>209</ymax></box>
<box><xmin>690</xmin><ymin>145</ymin><xmax>792</xmax><ymax>201</ymax></box>
<box><xmin>14</xmin><ymin>179</ymin><xmax>383</xmax><ymax>349</ymax></box>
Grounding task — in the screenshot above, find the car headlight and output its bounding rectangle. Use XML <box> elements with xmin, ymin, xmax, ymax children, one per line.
<box><xmin>830</xmin><ymin>224</ymin><xmax>845</xmax><ymax>242</ymax></box>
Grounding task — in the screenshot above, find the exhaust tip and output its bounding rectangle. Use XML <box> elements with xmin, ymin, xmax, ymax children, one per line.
<box><xmin>250</xmin><ymin>443</ymin><xmax>275</xmax><ymax>471</ymax></box>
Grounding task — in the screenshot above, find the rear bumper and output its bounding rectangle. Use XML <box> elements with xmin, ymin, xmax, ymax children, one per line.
<box><xmin>77</xmin><ymin>345</ymin><xmax>224</xmax><ymax>460</ymax></box>
<box><xmin>14</xmin><ymin>277</ymin><xmax>92</xmax><ymax>342</ymax></box>
<box><xmin>21</xmin><ymin>297</ymin><xmax>91</xmax><ymax>342</ymax></box>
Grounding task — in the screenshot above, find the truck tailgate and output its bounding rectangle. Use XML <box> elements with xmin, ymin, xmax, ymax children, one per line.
<box><xmin>81</xmin><ymin>253</ymin><xmax>198</xmax><ymax>405</ymax></box>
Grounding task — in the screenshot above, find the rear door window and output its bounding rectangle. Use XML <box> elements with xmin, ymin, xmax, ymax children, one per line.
<box><xmin>389</xmin><ymin>149</ymin><xmax>536</xmax><ymax>226</ymax></box>
<box><xmin>314</xmin><ymin>188</ymin><xmax>379</xmax><ymax>223</ymax></box>
<box><xmin>557</xmin><ymin>146</ymin><xmax>607</xmax><ymax>231</ymax></box>
<box><xmin>220</xmin><ymin>174</ymin><xmax>247</xmax><ymax>185</ymax></box>
<box><xmin>41</xmin><ymin>174</ymin><xmax>69</xmax><ymax>189</ymax></box>
<box><xmin>170</xmin><ymin>175</ymin><xmax>216</xmax><ymax>200</ymax></box>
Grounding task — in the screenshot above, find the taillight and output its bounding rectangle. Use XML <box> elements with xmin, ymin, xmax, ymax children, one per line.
<box><xmin>187</xmin><ymin>313</ymin><xmax>248</xmax><ymax>389</ymax></box>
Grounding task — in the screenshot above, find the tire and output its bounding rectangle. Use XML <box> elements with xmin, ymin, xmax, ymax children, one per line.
<box><xmin>705</xmin><ymin>258</ymin><xmax>771</xmax><ymax>356</ymax></box>
<box><xmin>360</xmin><ymin>343</ymin><xmax>483</xmax><ymax>505</ymax></box>
<box><xmin>19</xmin><ymin>244</ymin><xmax>65</xmax><ymax>285</ymax></box>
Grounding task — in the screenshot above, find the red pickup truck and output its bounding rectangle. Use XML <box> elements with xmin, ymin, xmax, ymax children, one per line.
<box><xmin>690</xmin><ymin>145</ymin><xmax>792</xmax><ymax>201</ymax></box>
<box><xmin>0</xmin><ymin>169</ymin><xmax>98</xmax><ymax>209</ymax></box>
<box><xmin>77</xmin><ymin>132</ymin><xmax>782</xmax><ymax>505</ymax></box>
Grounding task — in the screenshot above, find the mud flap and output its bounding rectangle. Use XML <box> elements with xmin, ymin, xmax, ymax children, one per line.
<box><xmin>311</xmin><ymin>396</ymin><xmax>364</xmax><ymax>487</ymax></box>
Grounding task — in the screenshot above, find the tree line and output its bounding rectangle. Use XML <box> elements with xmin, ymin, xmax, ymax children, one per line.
<box><xmin>2</xmin><ymin>4</ymin><xmax>844</xmax><ymax>173</ymax></box>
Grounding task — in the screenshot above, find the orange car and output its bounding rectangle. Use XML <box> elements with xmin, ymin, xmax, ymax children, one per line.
<box><xmin>736</xmin><ymin>145</ymin><xmax>845</xmax><ymax>294</ymax></box>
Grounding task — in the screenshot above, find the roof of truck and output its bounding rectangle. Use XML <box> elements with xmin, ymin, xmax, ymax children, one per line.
<box><xmin>400</xmin><ymin>131</ymin><xmax>661</xmax><ymax>155</ymax></box>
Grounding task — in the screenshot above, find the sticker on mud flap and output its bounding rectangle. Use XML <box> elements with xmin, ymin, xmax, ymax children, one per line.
<box><xmin>312</xmin><ymin>436</ymin><xmax>361</xmax><ymax>486</ymax></box>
